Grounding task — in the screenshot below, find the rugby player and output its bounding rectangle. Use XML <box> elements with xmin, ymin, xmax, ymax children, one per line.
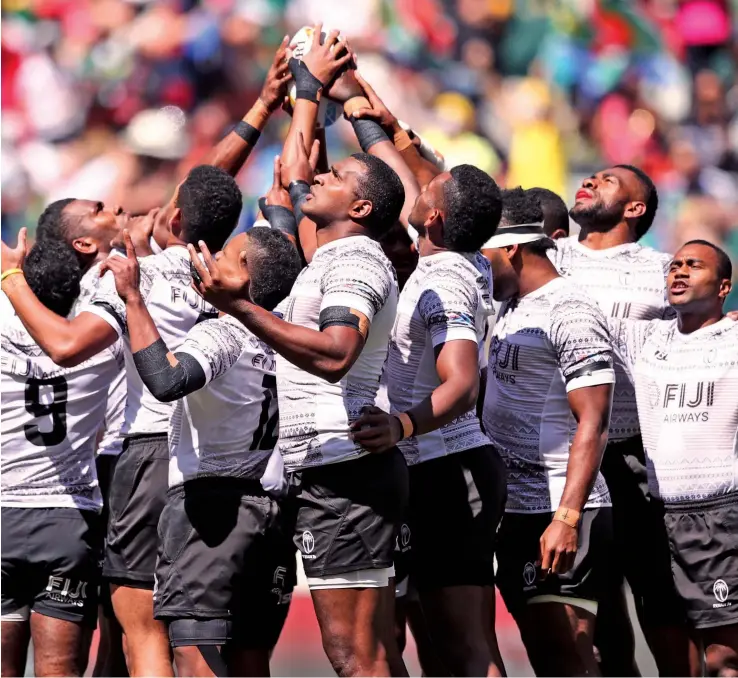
<box><xmin>1</xmin><ymin>239</ymin><xmax>122</xmax><ymax>677</ymax></box>
<box><xmin>554</xmin><ymin>166</ymin><xmax>683</xmax><ymax>674</ymax></box>
<box><xmin>1</xmin><ymin>166</ymin><xmax>243</xmax><ymax>676</ymax></box>
<box><xmin>483</xmin><ymin>188</ymin><xmax>616</xmax><ymax>677</ymax></box>
<box><xmin>526</xmin><ymin>187</ymin><xmax>570</xmax><ymax>240</ymax></box>
<box><xmin>101</xmin><ymin>228</ymin><xmax>301</xmax><ymax>677</ymax></box>
<box><xmin>610</xmin><ymin>240</ymin><xmax>738</xmax><ymax>676</ymax></box>
<box><xmin>350</xmin><ymin>164</ymin><xmax>506</xmax><ymax>678</ymax></box>
<box><xmin>189</xmin><ymin>134</ymin><xmax>407</xmax><ymax>677</ymax></box>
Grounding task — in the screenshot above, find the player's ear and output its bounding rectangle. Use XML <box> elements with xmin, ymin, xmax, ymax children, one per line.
<box><xmin>624</xmin><ymin>200</ymin><xmax>646</xmax><ymax>220</ymax></box>
<box><xmin>505</xmin><ymin>244</ymin><xmax>519</xmax><ymax>261</ymax></box>
<box><xmin>550</xmin><ymin>228</ymin><xmax>568</xmax><ymax>241</ymax></box>
<box><xmin>719</xmin><ymin>277</ymin><xmax>732</xmax><ymax>302</ymax></box>
<box><xmin>349</xmin><ymin>199</ymin><xmax>372</xmax><ymax>220</ymax></box>
<box><xmin>72</xmin><ymin>236</ymin><xmax>97</xmax><ymax>256</ymax></box>
<box><xmin>169</xmin><ymin>207</ymin><xmax>182</xmax><ymax>237</ymax></box>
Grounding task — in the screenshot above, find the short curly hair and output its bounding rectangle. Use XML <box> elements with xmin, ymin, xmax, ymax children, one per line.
<box><xmin>351</xmin><ymin>153</ymin><xmax>405</xmax><ymax>238</ymax></box>
<box><xmin>35</xmin><ymin>198</ymin><xmax>76</xmax><ymax>243</ymax></box>
<box><xmin>24</xmin><ymin>238</ymin><xmax>82</xmax><ymax>317</ymax></box>
<box><xmin>177</xmin><ymin>165</ymin><xmax>243</xmax><ymax>252</ymax></box>
<box><xmin>526</xmin><ymin>187</ymin><xmax>569</xmax><ymax>237</ymax></box>
<box><xmin>442</xmin><ymin>165</ymin><xmax>502</xmax><ymax>252</ymax></box>
<box><xmin>247</xmin><ymin>228</ymin><xmax>303</xmax><ymax>311</ymax></box>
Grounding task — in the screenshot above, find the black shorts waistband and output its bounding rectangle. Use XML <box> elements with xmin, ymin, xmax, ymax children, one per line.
<box><xmin>167</xmin><ymin>476</ymin><xmax>267</xmax><ymax>499</ymax></box>
<box><xmin>124</xmin><ymin>432</ymin><xmax>168</xmax><ymax>444</ymax></box>
<box><xmin>664</xmin><ymin>492</ymin><xmax>738</xmax><ymax>513</ymax></box>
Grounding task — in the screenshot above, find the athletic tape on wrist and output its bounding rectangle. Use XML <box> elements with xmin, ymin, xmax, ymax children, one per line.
<box><xmin>233</xmin><ymin>121</ymin><xmax>261</xmax><ymax>145</ymax></box>
<box><xmin>260</xmin><ymin>201</ymin><xmax>297</xmax><ymax>237</ymax></box>
<box><xmin>288</xmin><ymin>180</ymin><xmax>311</xmax><ymax>226</ymax></box>
<box><xmin>349</xmin><ymin>117</ymin><xmax>390</xmax><ymax>153</ymax></box>
<box><xmin>288</xmin><ymin>58</ymin><xmax>323</xmax><ymax>103</ymax></box>
<box><xmin>343</xmin><ymin>96</ymin><xmax>371</xmax><ymax>119</ymax></box>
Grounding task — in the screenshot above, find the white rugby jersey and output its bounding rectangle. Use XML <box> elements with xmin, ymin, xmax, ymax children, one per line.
<box><xmin>72</xmin><ymin>262</ymin><xmax>126</xmax><ymax>456</ymax></box>
<box><xmin>387</xmin><ymin>251</ymin><xmax>492</xmax><ymax>465</ymax></box>
<box><xmin>168</xmin><ymin>315</ymin><xmax>279</xmax><ymax>487</ymax></box>
<box><xmin>275</xmin><ymin>236</ymin><xmax>398</xmax><ymax>471</ymax></box>
<box><xmin>1</xmin><ymin>305</ymin><xmax>124</xmax><ymax>511</ymax></box>
<box><xmin>549</xmin><ymin>237</ymin><xmax>673</xmax><ymax>441</ymax></box>
<box><xmin>611</xmin><ymin>316</ymin><xmax>738</xmax><ymax>504</ymax></box>
<box><xmin>79</xmin><ymin>246</ymin><xmax>217</xmax><ymax>436</ymax></box>
<box><xmin>483</xmin><ymin>277</ymin><xmax>615</xmax><ymax>513</ymax></box>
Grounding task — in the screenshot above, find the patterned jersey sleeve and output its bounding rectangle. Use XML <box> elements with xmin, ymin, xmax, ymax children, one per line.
<box><xmin>418</xmin><ymin>268</ymin><xmax>480</xmax><ymax>348</ymax></box>
<box><xmin>80</xmin><ymin>255</ymin><xmax>157</xmax><ymax>337</ymax></box>
<box><xmin>550</xmin><ymin>296</ymin><xmax>616</xmax><ymax>392</ymax></box>
<box><xmin>80</xmin><ymin>268</ymin><xmax>128</xmax><ymax>337</ymax></box>
<box><xmin>320</xmin><ymin>246</ymin><xmax>394</xmax><ymax>323</ymax></box>
<box><xmin>175</xmin><ymin>316</ymin><xmax>247</xmax><ymax>383</ymax></box>
<box><xmin>607</xmin><ymin>317</ymin><xmax>662</xmax><ymax>368</ymax></box>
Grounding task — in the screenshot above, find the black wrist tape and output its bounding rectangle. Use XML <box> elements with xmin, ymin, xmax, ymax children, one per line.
<box><xmin>259</xmin><ymin>198</ymin><xmax>297</xmax><ymax>237</ymax></box>
<box><xmin>288</xmin><ymin>58</ymin><xmax>323</xmax><ymax>103</ymax></box>
<box><xmin>288</xmin><ymin>180</ymin><xmax>311</xmax><ymax>225</ymax></box>
<box><xmin>233</xmin><ymin>121</ymin><xmax>261</xmax><ymax>145</ymax></box>
<box><xmin>350</xmin><ymin>117</ymin><xmax>390</xmax><ymax>152</ymax></box>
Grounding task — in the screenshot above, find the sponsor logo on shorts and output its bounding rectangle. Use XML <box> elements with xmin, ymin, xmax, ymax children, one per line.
<box><xmin>271</xmin><ymin>566</ymin><xmax>292</xmax><ymax>605</ymax></box>
<box><xmin>301</xmin><ymin>531</ymin><xmax>316</xmax><ymax>559</ymax></box>
<box><xmin>44</xmin><ymin>576</ymin><xmax>88</xmax><ymax>608</ymax></box>
<box><xmin>713</xmin><ymin>579</ymin><xmax>731</xmax><ymax>608</ymax></box>
<box><xmin>522</xmin><ymin>562</ymin><xmax>537</xmax><ymax>589</ymax></box>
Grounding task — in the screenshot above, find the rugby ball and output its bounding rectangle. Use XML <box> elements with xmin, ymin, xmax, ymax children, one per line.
<box><xmin>288</xmin><ymin>26</ymin><xmax>343</xmax><ymax>128</ymax></box>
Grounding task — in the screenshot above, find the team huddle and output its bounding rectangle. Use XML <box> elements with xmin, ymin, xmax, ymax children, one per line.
<box><xmin>2</xmin><ymin>25</ymin><xmax>738</xmax><ymax>678</ymax></box>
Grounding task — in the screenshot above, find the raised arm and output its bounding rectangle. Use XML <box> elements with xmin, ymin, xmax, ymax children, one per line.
<box><xmin>1</xmin><ymin>229</ymin><xmax>118</xmax><ymax>367</ymax></box>
<box><xmin>103</xmin><ymin>231</ymin><xmax>208</xmax><ymax>401</ymax></box>
<box><xmin>200</xmin><ymin>37</ymin><xmax>291</xmax><ymax>176</ymax></box>
<box><xmin>189</xmin><ymin>240</ymin><xmax>386</xmax><ymax>383</ymax></box>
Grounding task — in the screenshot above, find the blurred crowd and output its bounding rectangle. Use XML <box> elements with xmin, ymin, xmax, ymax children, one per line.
<box><xmin>2</xmin><ymin>0</ymin><xmax>737</xmax><ymax>301</ymax></box>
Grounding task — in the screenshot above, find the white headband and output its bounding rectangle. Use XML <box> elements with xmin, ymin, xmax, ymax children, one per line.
<box><xmin>481</xmin><ymin>222</ymin><xmax>547</xmax><ymax>250</ymax></box>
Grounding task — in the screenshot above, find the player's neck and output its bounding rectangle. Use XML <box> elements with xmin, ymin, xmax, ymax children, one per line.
<box><xmin>417</xmin><ymin>235</ymin><xmax>445</xmax><ymax>258</ymax></box>
<box><xmin>517</xmin><ymin>256</ymin><xmax>560</xmax><ymax>298</ymax></box>
<box><xmin>165</xmin><ymin>234</ymin><xmax>188</xmax><ymax>249</ymax></box>
<box><xmin>677</xmin><ymin>308</ymin><xmax>724</xmax><ymax>335</ymax></box>
<box><xmin>577</xmin><ymin>221</ymin><xmax>635</xmax><ymax>250</ymax></box>
<box><xmin>315</xmin><ymin>221</ymin><xmax>368</xmax><ymax>248</ymax></box>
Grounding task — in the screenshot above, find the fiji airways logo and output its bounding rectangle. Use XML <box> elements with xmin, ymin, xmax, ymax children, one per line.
<box><xmin>301</xmin><ymin>531</ymin><xmax>316</xmax><ymax>559</ymax></box>
<box><xmin>45</xmin><ymin>577</ymin><xmax>88</xmax><ymax>607</ymax></box>
<box><xmin>713</xmin><ymin>579</ymin><xmax>731</xmax><ymax>608</ymax></box>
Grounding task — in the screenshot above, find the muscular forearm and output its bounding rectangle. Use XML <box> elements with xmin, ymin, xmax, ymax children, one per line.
<box><xmin>132</xmin><ymin>337</ymin><xmax>206</xmax><ymax>402</ymax></box>
<box><xmin>2</xmin><ymin>275</ymin><xmax>100</xmax><ymax>366</ymax></box>
<box><xmin>202</xmin><ymin>99</ymin><xmax>271</xmax><ymax>177</ymax></box>
<box><xmin>125</xmin><ymin>295</ymin><xmax>164</xmax><ymax>354</ymax></box>
<box><xmin>282</xmin><ymin>99</ymin><xmax>319</xmax><ymax>169</ymax></box>
<box><xmin>559</xmin><ymin>420</ymin><xmax>609</xmax><ymax>512</ymax></box>
<box><xmin>230</xmin><ymin>299</ymin><xmax>357</xmax><ymax>382</ymax></box>
<box><xmin>406</xmin><ymin>376</ymin><xmax>479</xmax><ymax>437</ymax></box>
<box><xmin>399</xmin><ymin>144</ymin><xmax>441</xmax><ymax>187</ymax></box>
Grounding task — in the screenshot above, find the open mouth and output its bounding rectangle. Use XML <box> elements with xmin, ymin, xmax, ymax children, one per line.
<box><xmin>670</xmin><ymin>281</ymin><xmax>689</xmax><ymax>295</ymax></box>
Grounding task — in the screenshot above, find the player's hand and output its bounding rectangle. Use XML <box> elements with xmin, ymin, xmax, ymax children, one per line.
<box><xmin>324</xmin><ymin>53</ymin><xmax>362</xmax><ymax>104</ymax></box>
<box><xmin>538</xmin><ymin>519</ymin><xmax>578</xmax><ymax>577</ymax></box>
<box><xmin>259</xmin><ymin>35</ymin><xmax>292</xmax><ymax>113</ymax></box>
<box><xmin>351</xmin><ymin>71</ymin><xmax>399</xmax><ymax>132</ymax></box>
<box><xmin>350</xmin><ymin>406</ymin><xmax>403</xmax><ymax>453</ymax></box>
<box><xmin>188</xmin><ymin>240</ymin><xmax>249</xmax><ymax>313</ymax></box>
<box><xmin>280</xmin><ymin>131</ymin><xmax>321</xmax><ymax>188</ymax></box>
<box><xmin>264</xmin><ymin>155</ymin><xmax>292</xmax><ymax>209</ymax></box>
<box><xmin>100</xmin><ymin>230</ymin><xmax>142</xmax><ymax>303</ymax></box>
<box><xmin>1</xmin><ymin>227</ymin><xmax>28</xmax><ymax>274</ymax></box>
<box><xmin>301</xmin><ymin>23</ymin><xmax>352</xmax><ymax>86</ymax></box>
<box><xmin>111</xmin><ymin>207</ymin><xmax>160</xmax><ymax>255</ymax></box>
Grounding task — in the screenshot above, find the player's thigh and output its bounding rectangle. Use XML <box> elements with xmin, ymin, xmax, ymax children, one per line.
<box><xmin>1</xmin><ymin>620</ymin><xmax>30</xmax><ymax>678</ymax></box>
<box><xmin>30</xmin><ymin>612</ymin><xmax>92</xmax><ymax>677</ymax></box>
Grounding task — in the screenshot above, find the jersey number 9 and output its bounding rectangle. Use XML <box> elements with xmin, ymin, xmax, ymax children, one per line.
<box><xmin>24</xmin><ymin>376</ymin><xmax>68</xmax><ymax>447</ymax></box>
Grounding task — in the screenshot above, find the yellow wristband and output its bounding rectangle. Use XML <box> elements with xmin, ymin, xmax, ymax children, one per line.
<box><xmin>393</xmin><ymin>128</ymin><xmax>413</xmax><ymax>152</ymax></box>
<box><xmin>343</xmin><ymin>96</ymin><xmax>371</xmax><ymax>119</ymax></box>
<box><xmin>1</xmin><ymin>268</ymin><xmax>23</xmax><ymax>283</ymax></box>
<box><xmin>553</xmin><ymin>507</ymin><xmax>581</xmax><ymax>529</ymax></box>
